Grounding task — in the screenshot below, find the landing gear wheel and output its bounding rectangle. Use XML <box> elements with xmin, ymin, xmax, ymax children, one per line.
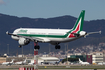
<box><xmin>18</xmin><ymin>45</ymin><xmax>22</xmax><ymax>48</ymax></box>
<box><xmin>34</xmin><ymin>45</ymin><xmax>40</xmax><ymax>50</ymax></box>
<box><xmin>55</xmin><ymin>45</ymin><xmax>60</xmax><ymax>49</ymax></box>
<box><xmin>58</xmin><ymin>45</ymin><xmax>60</xmax><ymax>49</ymax></box>
<box><xmin>55</xmin><ymin>45</ymin><xmax>57</xmax><ymax>49</ymax></box>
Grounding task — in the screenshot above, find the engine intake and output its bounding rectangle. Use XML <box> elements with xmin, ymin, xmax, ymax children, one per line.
<box><xmin>18</xmin><ymin>38</ymin><xmax>30</xmax><ymax>46</ymax></box>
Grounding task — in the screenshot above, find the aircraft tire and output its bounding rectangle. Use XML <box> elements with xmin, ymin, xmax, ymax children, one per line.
<box><xmin>55</xmin><ymin>45</ymin><xmax>60</xmax><ymax>49</ymax></box>
<box><xmin>34</xmin><ymin>45</ymin><xmax>40</xmax><ymax>50</ymax></box>
<box><xmin>55</xmin><ymin>45</ymin><xmax>57</xmax><ymax>49</ymax></box>
<box><xmin>58</xmin><ymin>45</ymin><xmax>60</xmax><ymax>49</ymax></box>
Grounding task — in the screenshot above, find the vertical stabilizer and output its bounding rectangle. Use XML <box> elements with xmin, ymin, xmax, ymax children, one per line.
<box><xmin>67</xmin><ymin>10</ymin><xmax>85</xmax><ymax>38</ymax></box>
<box><xmin>72</xmin><ymin>10</ymin><xmax>85</xmax><ymax>33</ymax></box>
<box><xmin>10</xmin><ymin>59</ymin><xmax>14</xmax><ymax>63</ymax></box>
<box><xmin>79</xmin><ymin>58</ymin><xmax>83</xmax><ymax>63</ymax></box>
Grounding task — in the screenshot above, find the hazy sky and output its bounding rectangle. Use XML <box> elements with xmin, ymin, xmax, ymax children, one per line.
<box><xmin>0</xmin><ymin>0</ymin><xmax>105</xmax><ymax>21</ymax></box>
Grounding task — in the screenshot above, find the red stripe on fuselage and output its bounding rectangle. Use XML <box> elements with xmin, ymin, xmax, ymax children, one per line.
<box><xmin>69</xmin><ymin>23</ymin><xmax>80</xmax><ymax>38</ymax></box>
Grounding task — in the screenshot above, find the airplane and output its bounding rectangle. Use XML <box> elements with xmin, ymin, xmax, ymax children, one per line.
<box><xmin>6</xmin><ymin>10</ymin><xmax>101</xmax><ymax>49</ymax></box>
<box><xmin>28</xmin><ymin>60</ymin><xmax>59</xmax><ymax>65</ymax></box>
<box><xmin>2</xmin><ymin>59</ymin><xmax>15</xmax><ymax>65</ymax></box>
<box><xmin>28</xmin><ymin>62</ymin><xmax>34</xmax><ymax>65</ymax></box>
<box><xmin>98</xmin><ymin>62</ymin><xmax>105</xmax><ymax>65</ymax></box>
<box><xmin>15</xmin><ymin>59</ymin><xmax>26</xmax><ymax>65</ymax></box>
<box><xmin>79</xmin><ymin>58</ymin><xmax>89</xmax><ymax>65</ymax></box>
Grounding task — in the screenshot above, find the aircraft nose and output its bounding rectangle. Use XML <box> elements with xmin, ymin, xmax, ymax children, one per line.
<box><xmin>11</xmin><ymin>35</ymin><xmax>19</xmax><ymax>40</ymax></box>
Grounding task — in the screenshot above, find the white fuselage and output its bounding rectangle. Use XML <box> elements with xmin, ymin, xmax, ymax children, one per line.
<box><xmin>15</xmin><ymin>60</ymin><xmax>26</xmax><ymax>65</ymax></box>
<box><xmin>2</xmin><ymin>59</ymin><xmax>14</xmax><ymax>65</ymax></box>
<box><xmin>12</xmin><ymin>28</ymin><xmax>83</xmax><ymax>43</ymax></box>
<box><xmin>15</xmin><ymin>61</ymin><xmax>23</xmax><ymax>65</ymax></box>
<box><xmin>80</xmin><ymin>62</ymin><xmax>90</xmax><ymax>64</ymax></box>
<box><xmin>79</xmin><ymin>59</ymin><xmax>89</xmax><ymax>65</ymax></box>
<box><xmin>2</xmin><ymin>62</ymin><xmax>10</xmax><ymax>65</ymax></box>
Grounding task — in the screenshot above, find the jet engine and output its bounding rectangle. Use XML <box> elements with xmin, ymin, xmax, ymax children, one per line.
<box><xmin>18</xmin><ymin>38</ymin><xmax>30</xmax><ymax>46</ymax></box>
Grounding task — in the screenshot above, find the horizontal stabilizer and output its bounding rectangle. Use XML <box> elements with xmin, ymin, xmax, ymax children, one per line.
<box><xmin>84</xmin><ymin>31</ymin><xmax>101</xmax><ymax>38</ymax></box>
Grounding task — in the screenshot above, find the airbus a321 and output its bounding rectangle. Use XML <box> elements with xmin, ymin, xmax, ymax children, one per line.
<box><xmin>6</xmin><ymin>10</ymin><xmax>101</xmax><ymax>49</ymax></box>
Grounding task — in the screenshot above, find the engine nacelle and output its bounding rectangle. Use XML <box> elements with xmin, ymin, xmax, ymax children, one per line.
<box><xmin>18</xmin><ymin>38</ymin><xmax>30</xmax><ymax>46</ymax></box>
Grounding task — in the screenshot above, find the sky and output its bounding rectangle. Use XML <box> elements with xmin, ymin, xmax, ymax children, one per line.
<box><xmin>0</xmin><ymin>0</ymin><xmax>105</xmax><ymax>21</ymax></box>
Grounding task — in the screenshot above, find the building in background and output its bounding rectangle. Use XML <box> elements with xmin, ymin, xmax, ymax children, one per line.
<box><xmin>70</xmin><ymin>54</ymin><xmax>92</xmax><ymax>64</ymax></box>
<box><xmin>86</xmin><ymin>55</ymin><xmax>92</xmax><ymax>64</ymax></box>
<box><xmin>92</xmin><ymin>52</ymin><xmax>103</xmax><ymax>64</ymax></box>
<box><xmin>0</xmin><ymin>57</ymin><xmax>6</xmax><ymax>63</ymax></box>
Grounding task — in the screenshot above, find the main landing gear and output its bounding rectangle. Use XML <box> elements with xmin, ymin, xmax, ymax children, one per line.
<box><xmin>55</xmin><ymin>45</ymin><xmax>61</xmax><ymax>49</ymax></box>
<box><xmin>18</xmin><ymin>43</ymin><xmax>60</xmax><ymax>49</ymax></box>
<box><xmin>34</xmin><ymin>45</ymin><xmax>40</xmax><ymax>50</ymax></box>
<box><xmin>34</xmin><ymin>42</ymin><xmax>40</xmax><ymax>50</ymax></box>
<box><xmin>34</xmin><ymin>44</ymin><xmax>60</xmax><ymax>49</ymax></box>
<box><xmin>34</xmin><ymin>42</ymin><xmax>60</xmax><ymax>49</ymax></box>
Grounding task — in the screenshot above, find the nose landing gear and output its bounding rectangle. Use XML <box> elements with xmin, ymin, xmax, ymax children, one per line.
<box><xmin>18</xmin><ymin>45</ymin><xmax>22</xmax><ymax>48</ymax></box>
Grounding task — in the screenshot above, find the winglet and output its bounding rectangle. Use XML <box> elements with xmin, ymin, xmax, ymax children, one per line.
<box><xmin>99</xmin><ymin>31</ymin><xmax>101</xmax><ymax>34</ymax></box>
<box><xmin>6</xmin><ymin>31</ymin><xmax>9</xmax><ymax>35</ymax></box>
<box><xmin>84</xmin><ymin>30</ymin><xmax>101</xmax><ymax>38</ymax></box>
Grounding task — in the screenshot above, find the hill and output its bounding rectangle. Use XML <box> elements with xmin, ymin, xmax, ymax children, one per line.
<box><xmin>0</xmin><ymin>13</ymin><xmax>105</xmax><ymax>55</ymax></box>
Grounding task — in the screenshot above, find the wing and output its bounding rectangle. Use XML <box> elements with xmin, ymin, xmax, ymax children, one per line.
<box><xmin>6</xmin><ymin>31</ymin><xmax>50</xmax><ymax>42</ymax></box>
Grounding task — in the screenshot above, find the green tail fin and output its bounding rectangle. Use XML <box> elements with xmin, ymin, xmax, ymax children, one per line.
<box><xmin>65</xmin><ymin>10</ymin><xmax>85</xmax><ymax>38</ymax></box>
<box><xmin>72</xmin><ymin>10</ymin><xmax>85</xmax><ymax>32</ymax></box>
